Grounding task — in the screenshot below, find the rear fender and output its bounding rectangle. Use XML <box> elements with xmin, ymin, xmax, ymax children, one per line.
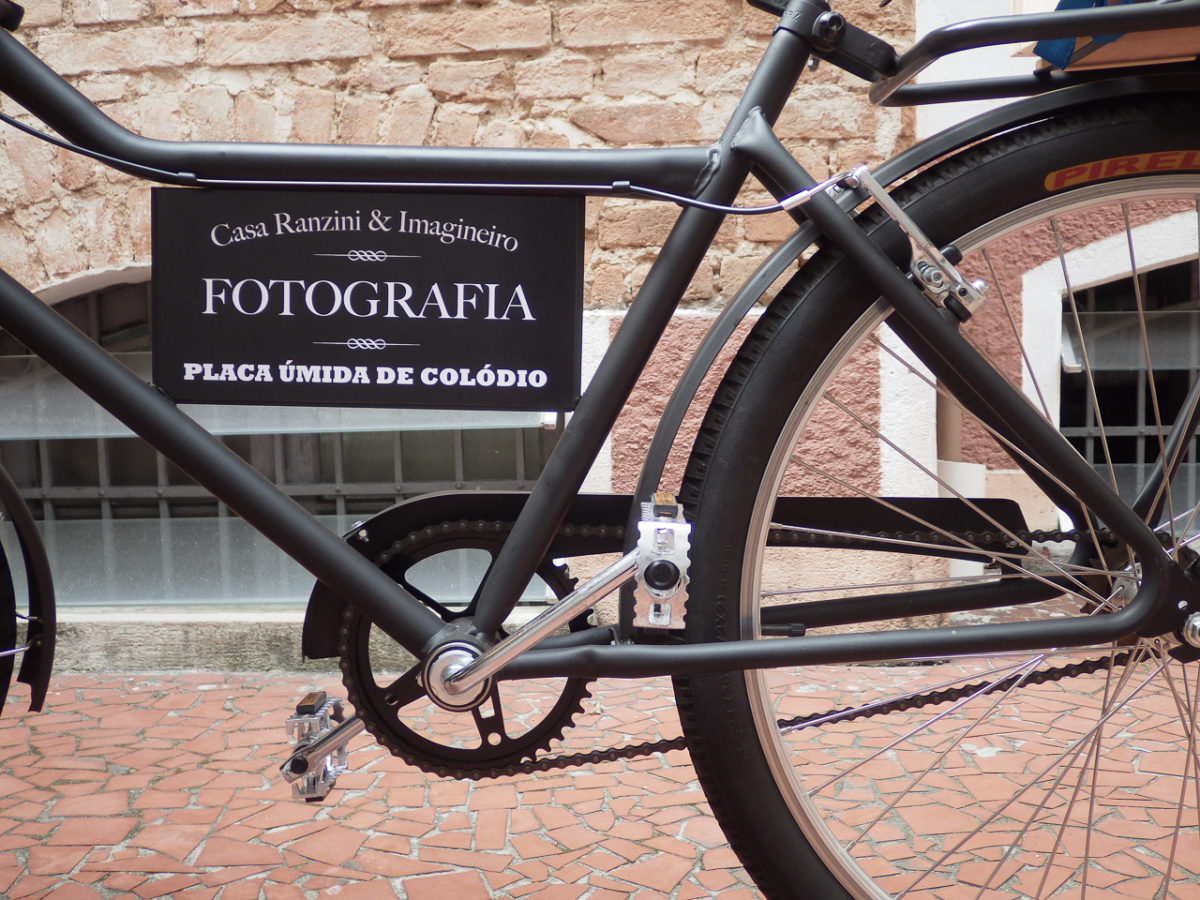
<box><xmin>635</xmin><ymin>72</ymin><xmax>1200</xmax><ymax>504</ymax></box>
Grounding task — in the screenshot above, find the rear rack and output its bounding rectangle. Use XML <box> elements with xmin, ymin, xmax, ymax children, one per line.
<box><xmin>865</xmin><ymin>0</ymin><xmax>1200</xmax><ymax>106</ymax></box>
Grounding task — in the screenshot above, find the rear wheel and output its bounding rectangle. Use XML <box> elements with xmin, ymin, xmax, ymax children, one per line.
<box><xmin>678</xmin><ymin>97</ymin><xmax>1200</xmax><ymax>898</ymax></box>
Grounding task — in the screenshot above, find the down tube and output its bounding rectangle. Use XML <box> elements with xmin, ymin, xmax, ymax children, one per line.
<box><xmin>0</xmin><ymin>267</ymin><xmax>445</xmax><ymax>656</ymax></box>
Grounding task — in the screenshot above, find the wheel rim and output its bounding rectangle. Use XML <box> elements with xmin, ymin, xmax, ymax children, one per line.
<box><xmin>743</xmin><ymin>178</ymin><xmax>1200</xmax><ymax>898</ymax></box>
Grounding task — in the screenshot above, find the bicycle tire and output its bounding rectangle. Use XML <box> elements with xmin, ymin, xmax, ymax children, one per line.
<box><xmin>677</xmin><ymin>95</ymin><xmax>1200</xmax><ymax>899</ymax></box>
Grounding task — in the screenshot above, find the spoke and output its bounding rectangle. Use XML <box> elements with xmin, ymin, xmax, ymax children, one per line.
<box><xmin>870</xmin><ymin>334</ymin><xmax>1120</xmax><ymax>580</ymax></box>
<box><xmin>769</xmin><ymin>522</ymin><xmax>1128</xmax><ymax>619</ymax></box>
<box><xmin>1123</xmin><ymin>202</ymin><xmax>1178</xmax><ymax>552</ymax></box>
<box><xmin>1147</xmin><ymin>389</ymin><xmax>1200</xmax><ymax>541</ymax></box>
<box><xmin>908</xmin><ymin>683</ymin><xmax>1100</xmax><ymax>898</ymax></box>
<box><xmin>958</xmin><ymin>330</ymin><xmax>1052</xmax><ymax>428</ymax></box>
<box><xmin>767</xmin><ymin>526</ymin><xmax>1123</xmax><ymax>584</ymax></box>
<box><xmin>761</xmin><ymin>570</ymin><xmax>1029</xmax><ymax>599</ymax></box>
<box><xmin>1149</xmin><ymin>644</ymin><xmax>1200</xmax><ymax>894</ymax></box>
<box><xmin>947</xmin><ymin>321</ymin><xmax>1115</xmax><ymax>573</ymax></box>
<box><xmin>835</xmin><ymin>657</ymin><xmax>1044</xmax><ymax>856</ymax></box>
<box><xmin>1163</xmin><ymin>502</ymin><xmax>1200</xmax><ymax>545</ymax></box>
<box><xmin>784</xmin><ymin>655</ymin><xmax>1047</xmax><ymax>735</ymax></box>
<box><xmin>969</xmin><ymin>644</ymin><xmax>1157</xmax><ymax>899</ymax></box>
<box><xmin>982</xmin><ymin>244</ymin><xmax>1054</xmax><ymax>421</ymax></box>
<box><xmin>1029</xmin><ymin>748</ymin><xmax>1097</xmax><ymax>899</ymax></box>
<box><xmin>872</xmin><ymin>333</ymin><xmax>1068</xmax><ymax>495</ymax></box>
<box><xmin>1051</xmin><ymin>215</ymin><xmax>1131</xmax><ymax>573</ymax></box>
<box><xmin>899</xmin><ymin>653</ymin><xmax>1165</xmax><ymax>897</ymax></box>
<box><xmin>790</xmin><ymin>451</ymin><xmax>1115</xmax><ymax>609</ymax></box>
<box><xmin>815</xmin><ymin>656</ymin><xmax>1043</xmax><ymax>800</ymax></box>
<box><xmin>1033</xmin><ymin>644</ymin><xmax>1137</xmax><ymax>899</ymax></box>
<box><xmin>1137</xmin><ymin>202</ymin><xmax>1200</xmax><ymax>542</ymax></box>
<box><xmin>1180</xmin><ymin>661</ymin><xmax>1200</xmax><ymax>892</ymax></box>
<box><xmin>822</xmin><ymin>389</ymin><xmax>1105</xmax><ymax>592</ymax></box>
<box><xmin>989</xmin><ymin>642</ymin><xmax>1160</xmax><ymax>899</ymax></box>
<box><xmin>1054</xmin><ymin>216</ymin><xmax>1120</xmax><ymax>499</ymax></box>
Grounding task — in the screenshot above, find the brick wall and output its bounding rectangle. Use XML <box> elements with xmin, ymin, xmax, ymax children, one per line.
<box><xmin>0</xmin><ymin>0</ymin><xmax>914</xmax><ymax>301</ymax></box>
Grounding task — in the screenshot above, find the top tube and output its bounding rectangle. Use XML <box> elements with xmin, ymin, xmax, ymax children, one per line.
<box><xmin>0</xmin><ymin>27</ymin><xmax>713</xmax><ymax>195</ymax></box>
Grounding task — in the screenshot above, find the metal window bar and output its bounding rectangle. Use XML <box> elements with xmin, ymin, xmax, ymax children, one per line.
<box><xmin>1061</xmin><ymin>262</ymin><xmax>1200</xmax><ymax>526</ymax></box>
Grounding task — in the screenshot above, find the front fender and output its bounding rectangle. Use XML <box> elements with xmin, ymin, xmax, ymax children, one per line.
<box><xmin>0</xmin><ymin>462</ymin><xmax>54</xmax><ymax>715</ymax></box>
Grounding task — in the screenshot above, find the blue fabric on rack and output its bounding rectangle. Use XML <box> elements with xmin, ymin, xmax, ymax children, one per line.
<box><xmin>1033</xmin><ymin>0</ymin><xmax>1130</xmax><ymax>69</ymax></box>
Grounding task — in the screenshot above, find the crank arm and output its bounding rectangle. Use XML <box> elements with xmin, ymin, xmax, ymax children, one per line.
<box><xmin>432</xmin><ymin>495</ymin><xmax>694</xmax><ymax>707</ymax></box>
<box><xmin>430</xmin><ymin>549</ymin><xmax>639</xmax><ymax>708</ymax></box>
<box><xmin>280</xmin><ymin>713</ymin><xmax>365</xmax><ymax>784</ymax></box>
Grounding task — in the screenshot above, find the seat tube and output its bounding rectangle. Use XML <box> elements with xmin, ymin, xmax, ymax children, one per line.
<box><xmin>468</xmin><ymin>0</ymin><xmax>825</xmax><ymax>641</ymax></box>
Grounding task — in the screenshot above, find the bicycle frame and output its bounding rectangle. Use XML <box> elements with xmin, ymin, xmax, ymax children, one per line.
<box><xmin>0</xmin><ymin>0</ymin><xmax>819</xmax><ymax>662</ymax></box>
<box><xmin>2</xmin><ymin>0</ymin><xmax>1200</xmax><ymax>689</ymax></box>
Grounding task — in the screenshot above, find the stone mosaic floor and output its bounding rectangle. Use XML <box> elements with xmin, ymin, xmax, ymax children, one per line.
<box><xmin>5</xmin><ymin>662</ymin><xmax>1194</xmax><ymax>899</ymax></box>
<box><xmin>0</xmin><ymin>673</ymin><xmax>761</xmax><ymax>899</ymax></box>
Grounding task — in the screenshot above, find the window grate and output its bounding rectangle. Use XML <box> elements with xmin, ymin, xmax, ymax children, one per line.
<box><xmin>0</xmin><ymin>282</ymin><xmax>563</xmax><ymax>605</ymax></box>
<box><xmin>1060</xmin><ymin>258</ymin><xmax>1200</xmax><ymax>527</ymax></box>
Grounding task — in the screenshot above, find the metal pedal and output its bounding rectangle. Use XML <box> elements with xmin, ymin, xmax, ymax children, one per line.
<box><xmin>632</xmin><ymin>493</ymin><xmax>691</xmax><ymax>630</ymax></box>
<box><xmin>281</xmin><ymin>691</ymin><xmax>363</xmax><ymax>801</ymax></box>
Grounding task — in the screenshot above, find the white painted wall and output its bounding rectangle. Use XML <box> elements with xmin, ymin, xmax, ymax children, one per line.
<box><xmin>914</xmin><ymin>0</ymin><xmax>1056</xmax><ymax>139</ymax></box>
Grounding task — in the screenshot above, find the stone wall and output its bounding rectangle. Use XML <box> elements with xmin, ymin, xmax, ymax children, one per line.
<box><xmin>1</xmin><ymin>0</ymin><xmax>913</xmax><ymax>297</ymax></box>
<box><xmin>0</xmin><ymin>0</ymin><xmax>915</xmax><ymax>493</ymax></box>
<box><xmin>0</xmin><ymin>0</ymin><xmax>918</xmax><ymax>658</ymax></box>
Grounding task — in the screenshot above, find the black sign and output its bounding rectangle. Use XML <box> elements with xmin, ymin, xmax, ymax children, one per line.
<box><xmin>151</xmin><ymin>189</ymin><xmax>584</xmax><ymax>411</ymax></box>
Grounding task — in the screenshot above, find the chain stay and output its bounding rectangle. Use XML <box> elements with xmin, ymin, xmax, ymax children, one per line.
<box><xmin>361</xmin><ymin>518</ymin><xmax>1125</xmax><ymax>779</ymax></box>
<box><xmin>473</xmin><ymin>654</ymin><xmax>1132</xmax><ymax>779</ymax></box>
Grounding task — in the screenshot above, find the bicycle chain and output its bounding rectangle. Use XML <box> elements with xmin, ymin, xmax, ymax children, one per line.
<box><xmin>471</xmin><ymin>652</ymin><xmax>1133</xmax><ymax>779</ymax></box>
<box><xmin>357</xmin><ymin>518</ymin><xmax>1129</xmax><ymax>779</ymax></box>
<box><xmin>768</xmin><ymin>523</ymin><xmax>1120</xmax><ymax>550</ymax></box>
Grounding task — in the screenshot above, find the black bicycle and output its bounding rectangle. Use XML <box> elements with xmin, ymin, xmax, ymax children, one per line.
<box><xmin>3</xmin><ymin>0</ymin><xmax>1200</xmax><ymax>896</ymax></box>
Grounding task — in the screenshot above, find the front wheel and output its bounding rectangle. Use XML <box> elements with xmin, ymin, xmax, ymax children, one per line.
<box><xmin>678</xmin><ymin>96</ymin><xmax>1200</xmax><ymax>898</ymax></box>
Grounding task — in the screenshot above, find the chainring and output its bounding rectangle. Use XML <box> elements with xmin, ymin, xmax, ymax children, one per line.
<box><xmin>338</xmin><ymin>520</ymin><xmax>595</xmax><ymax>778</ymax></box>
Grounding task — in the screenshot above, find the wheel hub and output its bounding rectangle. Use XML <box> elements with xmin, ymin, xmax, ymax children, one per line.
<box><xmin>1182</xmin><ymin>611</ymin><xmax>1200</xmax><ymax>649</ymax></box>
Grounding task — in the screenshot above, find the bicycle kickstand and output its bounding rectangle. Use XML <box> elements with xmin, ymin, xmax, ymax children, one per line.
<box><xmin>280</xmin><ymin>691</ymin><xmax>365</xmax><ymax>801</ymax></box>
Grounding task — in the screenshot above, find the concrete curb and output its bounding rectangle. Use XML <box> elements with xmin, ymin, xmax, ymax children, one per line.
<box><xmin>54</xmin><ymin>609</ymin><xmax>342</xmax><ymax>673</ymax></box>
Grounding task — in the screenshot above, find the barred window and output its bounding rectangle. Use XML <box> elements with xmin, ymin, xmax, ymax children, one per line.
<box><xmin>0</xmin><ymin>282</ymin><xmax>562</xmax><ymax>605</ymax></box>
<box><xmin>1060</xmin><ymin>258</ymin><xmax>1200</xmax><ymax>528</ymax></box>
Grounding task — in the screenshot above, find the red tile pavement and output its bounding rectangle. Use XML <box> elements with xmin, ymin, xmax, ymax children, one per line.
<box><xmin>0</xmin><ymin>673</ymin><xmax>762</xmax><ymax>898</ymax></box>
